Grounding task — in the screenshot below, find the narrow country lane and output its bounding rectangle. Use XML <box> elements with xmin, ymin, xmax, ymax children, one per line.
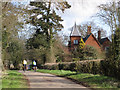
<box><xmin>19</xmin><ymin>71</ymin><xmax>90</xmax><ymax>89</ymax></box>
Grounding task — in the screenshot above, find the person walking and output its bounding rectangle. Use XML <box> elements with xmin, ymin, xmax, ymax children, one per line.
<box><xmin>23</xmin><ymin>60</ymin><xmax>27</xmax><ymax>72</ymax></box>
<box><xmin>33</xmin><ymin>60</ymin><xmax>37</xmax><ymax>72</ymax></box>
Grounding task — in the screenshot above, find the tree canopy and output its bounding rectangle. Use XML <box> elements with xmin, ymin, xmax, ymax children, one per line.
<box><xmin>26</xmin><ymin>1</ymin><xmax>71</xmax><ymax>63</ymax></box>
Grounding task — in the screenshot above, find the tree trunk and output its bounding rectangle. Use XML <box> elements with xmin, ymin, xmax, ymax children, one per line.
<box><xmin>45</xmin><ymin>2</ymin><xmax>56</xmax><ymax>63</ymax></box>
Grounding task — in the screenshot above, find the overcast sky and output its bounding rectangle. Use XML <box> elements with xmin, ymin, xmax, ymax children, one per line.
<box><xmin>15</xmin><ymin>0</ymin><xmax>118</xmax><ymax>38</ymax></box>
<box><xmin>58</xmin><ymin>0</ymin><xmax>114</xmax><ymax>37</ymax></box>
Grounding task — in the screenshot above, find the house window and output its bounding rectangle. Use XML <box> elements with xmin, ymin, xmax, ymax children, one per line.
<box><xmin>74</xmin><ymin>40</ymin><xmax>78</xmax><ymax>45</ymax></box>
<box><xmin>105</xmin><ymin>46</ymin><xmax>109</xmax><ymax>52</ymax></box>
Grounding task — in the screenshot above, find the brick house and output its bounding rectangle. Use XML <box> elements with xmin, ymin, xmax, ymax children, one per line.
<box><xmin>68</xmin><ymin>22</ymin><xmax>81</xmax><ymax>50</ymax></box>
<box><xmin>98</xmin><ymin>31</ymin><xmax>111</xmax><ymax>51</ymax></box>
<box><xmin>68</xmin><ymin>23</ymin><xmax>111</xmax><ymax>52</ymax></box>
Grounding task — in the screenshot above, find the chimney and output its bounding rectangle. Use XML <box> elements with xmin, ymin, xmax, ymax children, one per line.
<box><xmin>98</xmin><ymin>30</ymin><xmax>101</xmax><ymax>41</ymax></box>
<box><xmin>87</xmin><ymin>26</ymin><xmax>91</xmax><ymax>35</ymax></box>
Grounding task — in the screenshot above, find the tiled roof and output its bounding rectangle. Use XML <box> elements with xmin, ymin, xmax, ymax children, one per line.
<box><xmin>70</xmin><ymin>22</ymin><xmax>81</xmax><ymax>36</ymax></box>
<box><xmin>83</xmin><ymin>33</ymin><xmax>92</xmax><ymax>42</ymax></box>
<box><xmin>83</xmin><ymin>33</ymin><xmax>101</xmax><ymax>46</ymax></box>
<box><xmin>99</xmin><ymin>38</ymin><xmax>108</xmax><ymax>44</ymax></box>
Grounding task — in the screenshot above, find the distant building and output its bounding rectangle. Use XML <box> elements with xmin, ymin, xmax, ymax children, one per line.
<box><xmin>68</xmin><ymin>23</ymin><xmax>111</xmax><ymax>52</ymax></box>
<box><xmin>68</xmin><ymin>22</ymin><xmax>81</xmax><ymax>50</ymax></box>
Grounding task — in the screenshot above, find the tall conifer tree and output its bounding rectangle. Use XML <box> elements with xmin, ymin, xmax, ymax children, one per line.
<box><xmin>27</xmin><ymin>1</ymin><xmax>71</xmax><ymax>63</ymax></box>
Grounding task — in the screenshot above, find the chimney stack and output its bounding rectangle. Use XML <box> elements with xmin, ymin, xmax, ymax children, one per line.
<box><xmin>87</xmin><ymin>26</ymin><xmax>91</xmax><ymax>35</ymax></box>
<box><xmin>98</xmin><ymin>30</ymin><xmax>101</xmax><ymax>41</ymax></box>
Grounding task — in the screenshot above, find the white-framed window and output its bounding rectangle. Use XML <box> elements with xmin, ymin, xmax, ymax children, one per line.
<box><xmin>74</xmin><ymin>40</ymin><xmax>78</xmax><ymax>44</ymax></box>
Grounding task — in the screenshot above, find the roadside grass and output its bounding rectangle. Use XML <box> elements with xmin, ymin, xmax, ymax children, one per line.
<box><xmin>2</xmin><ymin>70</ymin><xmax>29</xmax><ymax>88</ymax></box>
<box><xmin>37</xmin><ymin>69</ymin><xmax>120</xmax><ymax>88</ymax></box>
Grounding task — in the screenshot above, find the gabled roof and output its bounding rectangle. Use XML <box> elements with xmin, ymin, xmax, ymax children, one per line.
<box><xmin>83</xmin><ymin>33</ymin><xmax>92</xmax><ymax>42</ymax></box>
<box><xmin>70</xmin><ymin>22</ymin><xmax>81</xmax><ymax>36</ymax></box>
<box><xmin>83</xmin><ymin>33</ymin><xmax>101</xmax><ymax>46</ymax></box>
<box><xmin>99</xmin><ymin>37</ymin><xmax>110</xmax><ymax>44</ymax></box>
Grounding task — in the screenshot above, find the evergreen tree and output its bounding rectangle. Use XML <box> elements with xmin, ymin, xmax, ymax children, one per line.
<box><xmin>27</xmin><ymin>1</ymin><xmax>71</xmax><ymax>63</ymax></box>
<box><xmin>114</xmin><ymin>28</ymin><xmax>120</xmax><ymax>60</ymax></box>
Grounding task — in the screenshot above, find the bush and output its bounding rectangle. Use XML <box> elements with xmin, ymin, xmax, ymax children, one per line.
<box><xmin>74</xmin><ymin>61</ymin><xmax>101</xmax><ymax>74</ymax></box>
<box><xmin>69</xmin><ymin>63</ymin><xmax>76</xmax><ymax>71</ymax></box>
<box><xmin>83</xmin><ymin>45</ymin><xmax>98</xmax><ymax>60</ymax></box>
<box><xmin>51</xmin><ymin>64</ymin><xmax>59</xmax><ymax>70</ymax></box>
<box><xmin>42</xmin><ymin>59</ymin><xmax>120</xmax><ymax>80</ymax></box>
<box><xmin>71</xmin><ymin>45</ymin><xmax>101</xmax><ymax>61</ymax></box>
<box><xmin>100</xmin><ymin>60</ymin><xmax>120</xmax><ymax>80</ymax></box>
<box><xmin>58</xmin><ymin>63</ymin><xmax>64</xmax><ymax>70</ymax></box>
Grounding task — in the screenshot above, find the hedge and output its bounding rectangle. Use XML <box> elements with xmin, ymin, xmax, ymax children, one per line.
<box><xmin>40</xmin><ymin>59</ymin><xmax>120</xmax><ymax>80</ymax></box>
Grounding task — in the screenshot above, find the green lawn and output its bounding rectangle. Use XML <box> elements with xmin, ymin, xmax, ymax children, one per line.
<box><xmin>37</xmin><ymin>69</ymin><xmax>120</xmax><ymax>88</ymax></box>
<box><xmin>2</xmin><ymin>70</ymin><xmax>29</xmax><ymax>88</ymax></box>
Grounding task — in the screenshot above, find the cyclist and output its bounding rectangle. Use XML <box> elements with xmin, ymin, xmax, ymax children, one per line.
<box><xmin>33</xmin><ymin>60</ymin><xmax>37</xmax><ymax>72</ymax></box>
<box><xmin>23</xmin><ymin>60</ymin><xmax>27</xmax><ymax>72</ymax></box>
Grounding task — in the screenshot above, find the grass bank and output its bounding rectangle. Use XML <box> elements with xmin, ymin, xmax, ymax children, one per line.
<box><xmin>37</xmin><ymin>69</ymin><xmax>120</xmax><ymax>88</ymax></box>
<box><xmin>2</xmin><ymin>70</ymin><xmax>29</xmax><ymax>88</ymax></box>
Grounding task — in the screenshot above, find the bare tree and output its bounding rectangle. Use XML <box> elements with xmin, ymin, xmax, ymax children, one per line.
<box><xmin>69</xmin><ymin>21</ymin><xmax>107</xmax><ymax>38</ymax></box>
<box><xmin>118</xmin><ymin>1</ymin><xmax>120</xmax><ymax>27</ymax></box>
<box><xmin>95</xmin><ymin>0</ymin><xmax>119</xmax><ymax>36</ymax></box>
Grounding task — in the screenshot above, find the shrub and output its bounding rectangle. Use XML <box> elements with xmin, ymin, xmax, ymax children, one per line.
<box><xmin>62</xmin><ymin>63</ymin><xmax>70</xmax><ymax>70</ymax></box>
<box><xmin>51</xmin><ymin>64</ymin><xmax>59</xmax><ymax>70</ymax></box>
<box><xmin>100</xmin><ymin>60</ymin><xmax>120</xmax><ymax>80</ymax></box>
<box><xmin>58</xmin><ymin>63</ymin><xmax>64</xmax><ymax>70</ymax></box>
<box><xmin>83</xmin><ymin>45</ymin><xmax>98</xmax><ymax>60</ymax></box>
<box><xmin>42</xmin><ymin>59</ymin><xmax>120</xmax><ymax>80</ymax></box>
<box><xmin>71</xmin><ymin>45</ymin><xmax>101</xmax><ymax>61</ymax></box>
<box><xmin>69</xmin><ymin>63</ymin><xmax>76</xmax><ymax>71</ymax></box>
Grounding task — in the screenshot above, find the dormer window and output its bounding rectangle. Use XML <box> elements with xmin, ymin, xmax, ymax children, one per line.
<box><xmin>74</xmin><ymin>40</ymin><xmax>78</xmax><ymax>44</ymax></box>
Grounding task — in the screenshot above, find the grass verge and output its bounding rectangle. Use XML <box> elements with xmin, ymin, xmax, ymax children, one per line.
<box><xmin>37</xmin><ymin>69</ymin><xmax>120</xmax><ymax>88</ymax></box>
<box><xmin>2</xmin><ymin>70</ymin><xmax>29</xmax><ymax>88</ymax></box>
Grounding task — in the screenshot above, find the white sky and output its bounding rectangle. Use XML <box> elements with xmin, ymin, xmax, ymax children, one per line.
<box><xmin>58</xmin><ymin>0</ymin><xmax>114</xmax><ymax>36</ymax></box>
<box><xmin>15</xmin><ymin>0</ymin><xmax>118</xmax><ymax>38</ymax></box>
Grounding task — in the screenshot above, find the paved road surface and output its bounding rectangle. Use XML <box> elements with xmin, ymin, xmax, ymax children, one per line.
<box><xmin>19</xmin><ymin>71</ymin><xmax>90</xmax><ymax>89</ymax></box>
